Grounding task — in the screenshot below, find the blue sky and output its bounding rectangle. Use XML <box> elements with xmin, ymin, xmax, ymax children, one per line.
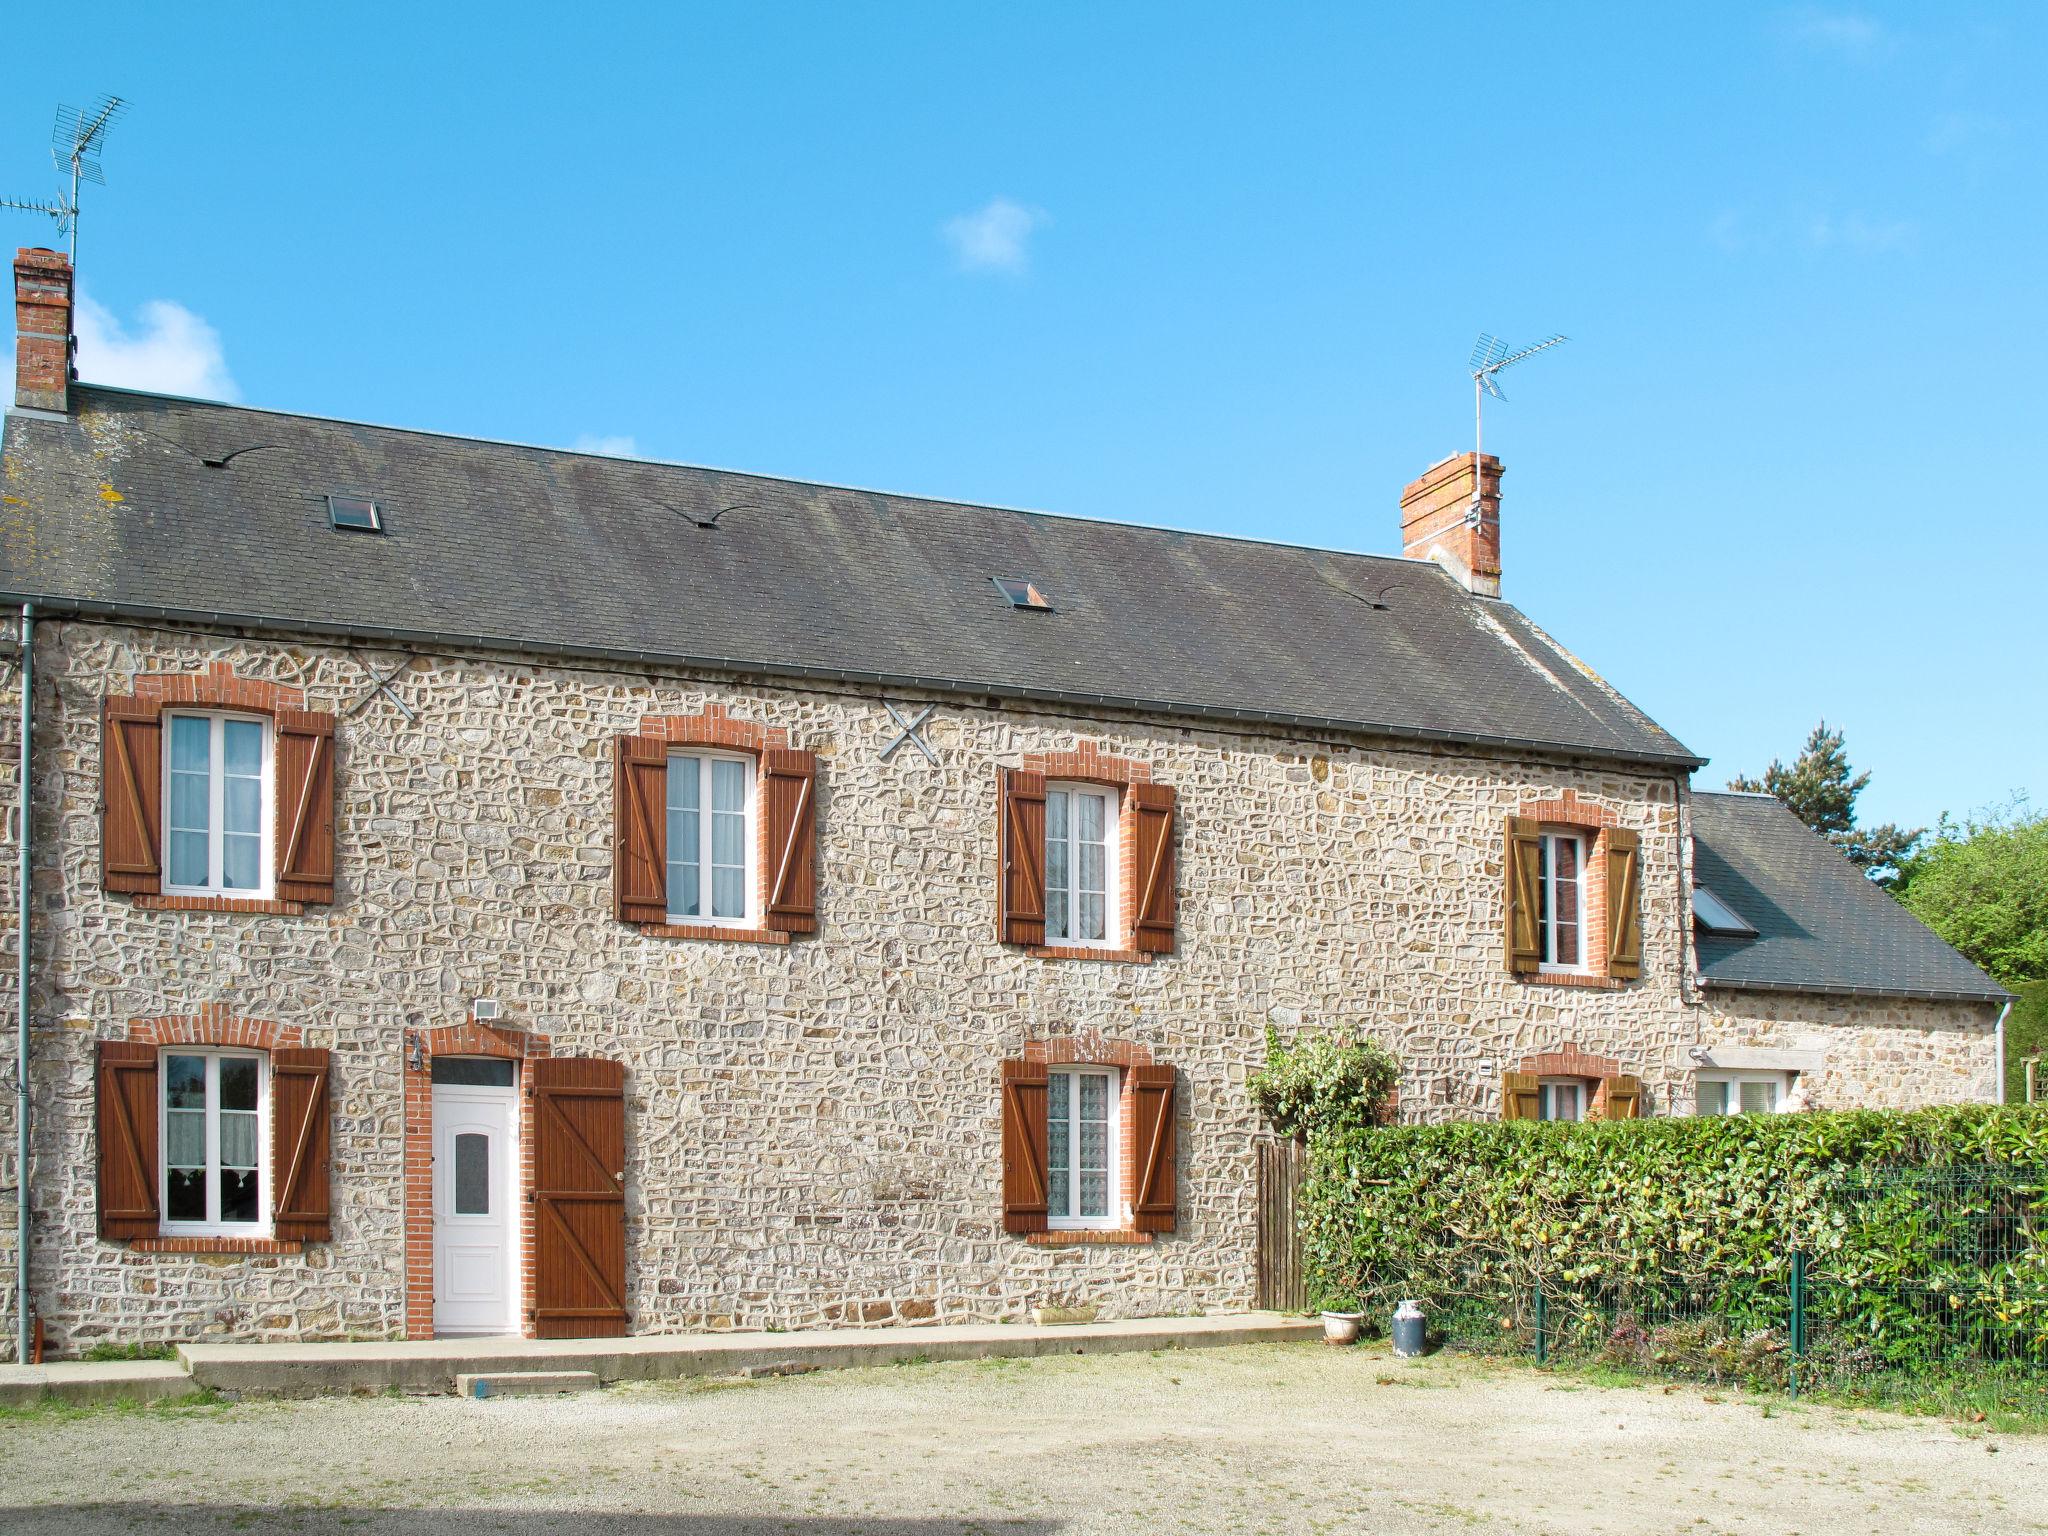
<box><xmin>6</xmin><ymin>3</ymin><xmax>2040</xmax><ymax>831</ymax></box>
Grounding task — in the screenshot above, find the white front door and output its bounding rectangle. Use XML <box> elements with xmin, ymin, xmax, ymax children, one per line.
<box><xmin>432</xmin><ymin>1083</ymin><xmax>518</xmax><ymax>1336</ymax></box>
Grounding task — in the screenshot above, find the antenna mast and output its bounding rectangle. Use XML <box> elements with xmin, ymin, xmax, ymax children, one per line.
<box><xmin>3</xmin><ymin>94</ymin><xmax>129</xmax><ymax>273</ymax></box>
<box><xmin>1467</xmin><ymin>331</ymin><xmax>1568</xmax><ymax>505</ymax></box>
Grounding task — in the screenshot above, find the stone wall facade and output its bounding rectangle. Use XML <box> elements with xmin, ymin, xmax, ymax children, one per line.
<box><xmin>1696</xmin><ymin>989</ymin><xmax>2000</xmax><ymax>1111</ymax></box>
<box><xmin>0</xmin><ymin>617</ymin><xmax>1997</xmax><ymax>1356</ymax></box>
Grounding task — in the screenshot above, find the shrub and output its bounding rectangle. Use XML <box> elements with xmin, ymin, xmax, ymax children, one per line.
<box><xmin>1300</xmin><ymin>1104</ymin><xmax>2048</xmax><ymax>1375</ymax></box>
<box><xmin>1247</xmin><ymin>1028</ymin><xmax>1399</xmax><ymax>1140</ymax></box>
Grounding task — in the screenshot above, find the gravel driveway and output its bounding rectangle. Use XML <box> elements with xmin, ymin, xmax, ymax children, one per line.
<box><xmin>1</xmin><ymin>1342</ymin><xmax>2042</xmax><ymax>1533</ymax></box>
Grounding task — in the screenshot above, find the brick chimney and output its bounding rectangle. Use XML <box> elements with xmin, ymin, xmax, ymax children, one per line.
<box><xmin>13</xmin><ymin>247</ymin><xmax>73</xmax><ymax>414</ymax></box>
<box><xmin>1400</xmin><ymin>452</ymin><xmax>1502</xmax><ymax>597</ymax></box>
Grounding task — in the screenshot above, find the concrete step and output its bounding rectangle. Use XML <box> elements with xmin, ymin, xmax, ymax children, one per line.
<box><xmin>0</xmin><ymin>1359</ymin><xmax>196</xmax><ymax>1408</ymax></box>
<box><xmin>180</xmin><ymin>1311</ymin><xmax>1319</xmax><ymax>1398</ymax></box>
<box><xmin>457</xmin><ymin>1369</ymin><xmax>599</xmax><ymax>1399</ymax></box>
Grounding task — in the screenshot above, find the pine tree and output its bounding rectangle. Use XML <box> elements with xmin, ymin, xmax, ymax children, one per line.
<box><xmin>1727</xmin><ymin>722</ymin><xmax>1922</xmax><ymax>884</ymax></box>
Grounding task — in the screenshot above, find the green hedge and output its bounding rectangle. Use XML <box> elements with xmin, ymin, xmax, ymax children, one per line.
<box><xmin>1302</xmin><ymin>1105</ymin><xmax>2048</xmax><ymax>1373</ymax></box>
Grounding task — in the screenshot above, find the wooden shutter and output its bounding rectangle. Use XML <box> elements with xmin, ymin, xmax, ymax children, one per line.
<box><xmin>531</xmin><ymin>1057</ymin><xmax>628</xmax><ymax>1338</ymax></box>
<box><xmin>275</xmin><ymin>711</ymin><xmax>337</xmax><ymax>904</ymax></box>
<box><xmin>1504</xmin><ymin>815</ymin><xmax>1543</xmax><ymax>974</ymax></box>
<box><xmin>101</xmin><ymin>697</ymin><xmax>163</xmax><ymax>896</ymax></box>
<box><xmin>1501</xmin><ymin>1070</ymin><xmax>1540</xmax><ymax>1122</ymax></box>
<box><xmin>1128</xmin><ymin>782</ymin><xmax>1178</xmax><ymax>955</ymax></box>
<box><xmin>96</xmin><ymin>1041</ymin><xmax>159</xmax><ymax>1239</ymax></box>
<box><xmin>613</xmin><ymin>735</ymin><xmax>668</xmax><ymax>924</ymax></box>
<box><xmin>1601</xmin><ymin>1073</ymin><xmax>1643</xmax><ymax>1120</ymax></box>
<box><xmin>999</xmin><ymin>1058</ymin><xmax>1050</xmax><ymax>1233</ymax></box>
<box><xmin>1130</xmin><ymin>1064</ymin><xmax>1179</xmax><ymax>1234</ymax></box>
<box><xmin>998</xmin><ymin>769</ymin><xmax>1048</xmax><ymax>946</ymax></box>
<box><xmin>271</xmin><ymin>1048</ymin><xmax>332</xmax><ymax>1241</ymax></box>
<box><xmin>1605</xmin><ymin>827</ymin><xmax>1643</xmax><ymax>980</ymax></box>
<box><xmin>762</xmin><ymin>747</ymin><xmax>818</xmax><ymax>934</ymax></box>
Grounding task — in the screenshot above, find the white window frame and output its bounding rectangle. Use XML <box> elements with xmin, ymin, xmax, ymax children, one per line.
<box><xmin>158</xmin><ymin>1047</ymin><xmax>270</xmax><ymax>1237</ymax></box>
<box><xmin>664</xmin><ymin>748</ymin><xmax>756</xmax><ymax>928</ymax></box>
<box><xmin>161</xmin><ymin>710</ymin><xmax>274</xmax><ymax>899</ymax></box>
<box><xmin>1537</xmin><ymin>1077</ymin><xmax>1587</xmax><ymax>1122</ymax></box>
<box><xmin>1537</xmin><ymin>830</ymin><xmax>1589</xmax><ymax>975</ymax></box>
<box><xmin>1046</xmin><ymin>1065</ymin><xmax>1123</xmax><ymax>1231</ymax></box>
<box><xmin>1696</xmin><ymin>1070</ymin><xmax>1792</xmax><ymax>1117</ymax></box>
<box><xmin>1044</xmin><ymin>781</ymin><xmax>1120</xmax><ymax>949</ymax></box>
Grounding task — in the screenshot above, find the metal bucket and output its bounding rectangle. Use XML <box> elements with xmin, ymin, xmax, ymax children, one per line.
<box><xmin>1391</xmin><ymin>1299</ymin><xmax>1426</xmax><ymax>1358</ymax></box>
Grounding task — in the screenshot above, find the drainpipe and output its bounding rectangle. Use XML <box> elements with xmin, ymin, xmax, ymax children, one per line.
<box><xmin>1993</xmin><ymin>999</ymin><xmax>2013</xmax><ymax>1105</ymax></box>
<box><xmin>14</xmin><ymin>602</ymin><xmax>32</xmax><ymax>1365</ymax></box>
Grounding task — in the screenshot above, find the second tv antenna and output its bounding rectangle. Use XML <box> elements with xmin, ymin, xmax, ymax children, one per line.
<box><xmin>2</xmin><ymin>94</ymin><xmax>129</xmax><ymax>272</ymax></box>
<box><xmin>1468</xmin><ymin>331</ymin><xmax>1568</xmax><ymax>503</ymax></box>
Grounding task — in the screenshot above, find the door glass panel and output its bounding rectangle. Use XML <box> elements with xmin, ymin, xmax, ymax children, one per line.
<box><xmin>455</xmin><ymin>1132</ymin><xmax>491</xmax><ymax>1216</ymax></box>
<box><xmin>431</xmin><ymin>1057</ymin><xmax>516</xmax><ymax>1088</ymax></box>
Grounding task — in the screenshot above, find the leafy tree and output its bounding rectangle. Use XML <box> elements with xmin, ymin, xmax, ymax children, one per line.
<box><xmin>1894</xmin><ymin>801</ymin><xmax>2048</xmax><ymax>988</ymax></box>
<box><xmin>1728</xmin><ymin>721</ymin><xmax>1922</xmax><ymax>883</ymax></box>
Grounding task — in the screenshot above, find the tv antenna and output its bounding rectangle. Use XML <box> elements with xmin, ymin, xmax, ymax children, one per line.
<box><xmin>1468</xmin><ymin>331</ymin><xmax>1567</xmax><ymax>504</ymax></box>
<box><xmin>2</xmin><ymin>95</ymin><xmax>129</xmax><ymax>273</ymax></box>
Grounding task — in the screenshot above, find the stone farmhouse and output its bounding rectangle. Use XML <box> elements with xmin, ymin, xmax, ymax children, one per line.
<box><xmin>0</xmin><ymin>248</ymin><xmax>2010</xmax><ymax>1353</ymax></box>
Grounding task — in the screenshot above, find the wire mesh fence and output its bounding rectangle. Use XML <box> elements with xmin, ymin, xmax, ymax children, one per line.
<box><xmin>1388</xmin><ymin>1163</ymin><xmax>2048</xmax><ymax>1400</ymax></box>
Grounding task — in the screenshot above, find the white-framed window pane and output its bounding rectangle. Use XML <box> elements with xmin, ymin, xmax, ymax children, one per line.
<box><xmin>163</xmin><ymin>1052</ymin><xmax>263</xmax><ymax>1230</ymax></box>
<box><xmin>1739</xmin><ymin>1079</ymin><xmax>1778</xmax><ymax>1115</ymax></box>
<box><xmin>168</xmin><ymin>716</ymin><xmax>212</xmax><ymax>888</ymax></box>
<box><xmin>222</xmin><ymin>717</ymin><xmax>263</xmax><ymax>778</ymax></box>
<box><xmin>1698</xmin><ymin>1079</ymin><xmax>1730</xmax><ymax>1115</ymax></box>
<box><xmin>665</xmin><ymin>756</ymin><xmax>702</xmax><ymax>918</ymax></box>
<box><xmin>1045</xmin><ymin>790</ymin><xmax>1071</xmax><ymax>941</ymax></box>
<box><xmin>223</xmin><ymin>833</ymin><xmax>262</xmax><ymax>891</ymax></box>
<box><xmin>1077</xmin><ymin>1072</ymin><xmax>1110</xmax><ymax>1218</ymax></box>
<box><xmin>1552</xmin><ymin>836</ymin><xmax>1580</xmax><ymax>966</ymax></box>
<box><xmin>1047</xmin><ymin>1069</ymin><xmax>1071</xmax><ymax>1215</ymax></box>
<box><xmin>169</xmin><ymin>714</ymin><xmax>210</xmax><ymax>775</ymax></box>
<box><xmin>165</xmin><ymin>1053</ymin><xmax>206</xmax><ymax>1109</ymax></box>
<box><xmin>710</xmin><ymin>759</ymin><xmax>747</xmax><ymax>920</ymax></box>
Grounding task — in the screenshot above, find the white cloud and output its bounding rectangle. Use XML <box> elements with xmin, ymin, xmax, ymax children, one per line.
<box><xmin>942</xmin><ymin>197</ymin><xmax>1048</xmax><ymax>274</ymax></box>
<box><xmin>571</xmin><ymin>433</ymin><xmax>638</xmax><ymax>457</ymax></box>
<box><xmin>1780</xmin><ymin>8</ymin><xmax>1896</xmax><ymax>61</ymax></box>
<box><xmin>73</xmin><ymin>293</ymin><xmax>237</xmax><ymax>401</ymax></box>
<box><xmin>1806</xmin><ymin>212</ymin><xmax>1917</xmax><ymax>253</ymax></box>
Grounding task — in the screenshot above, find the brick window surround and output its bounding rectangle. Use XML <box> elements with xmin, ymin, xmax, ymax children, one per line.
<box><xmin>116</xmin><ymin>1008</ymin><xmax>308</xmax><ymax>1255</ymax></box>
<box><xmin>630</xmin><ymin>704</ymin><xmax>794</xmax><ymax>945</ymax></box>
<box><xmin>123</xmin><ymin>663</ymin><xmax>311</xmax><ymax>916</ymax></box>
<box><xmin>1516</xmin><ymin>1042</ymin><xmax>1631</xmax><ymax>1118</ymax></box>
<box><xmin>402</xmin><ymin>1018</ymin><xmax>553</xmax><ymax>1340</ymax></box>
<box><xmin>1021</xmin><ymin>745</ymin><xmax>1155</xmax><ymax>964</ymax></box>
<box><xmin>1517</xmin><ymin>791</ymin><xmax>1624</xmax><ymax>989</ymax></box>
<box><xmin>1020</xmin><ymin>1033</ymin><xmax>1157</xmax><ymax>1246</ymax></box>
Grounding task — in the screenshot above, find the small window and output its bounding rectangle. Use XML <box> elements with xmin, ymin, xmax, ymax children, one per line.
<box><xmin>1537</xmin><ymin>1078</ymin><xmax>1586</xmax><ymax>1122</ymax></box>
<box><xmin>993</xmin><ymin>576</ymin><xmax>1054</xmax><ymax>611</ymax></box>
<box><xmin>431</xmin><ymin>1057</ymin><xmax>516</xmax><ymax>1088</ymax></box>
<box><xmin>164</xmin><ymin>712</ymin><xmax>272</xmax><ymax>898</ymax></box>
<box><xmin>1537</xmin><ymin>831</ymin><xmax>1586</xmax><ymax>972</ymax></box>
<box><xmin>666</xmin><ymin>750</ymin><xmax>754</xmax><ymax>925</ymax></box>
<box><xmin>1692</xmin><ymin>884</ymin><xmax>1757</xmax><ymax>937</ymax></box>
<box><xmin>1047</xmin><ymin>1066</ymin><xmax>1120</xmax><ymax>1228</ymax></box>
<box><xmin>1697</xmin><ymin>1071</ymin><xmax>1790</xmax><ymax>1116</ymax></box>
<box><xmin>327</xmin><ymin>495</ymin><xmax>382</xmax><ymax>532</ymax></box>
<box><xmin>161</xmin><ymin>1049</ymin><xmax>267</xmax><ymax>1234</ymax></box>
<box><xmin>1045</xmin><ymin>782</ymin><xmax>1118</xmax><ymax>946</ymax></box>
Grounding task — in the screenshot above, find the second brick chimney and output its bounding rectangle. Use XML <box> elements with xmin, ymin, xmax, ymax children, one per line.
<box><xmin>13</xmin><ymin>246</ymin><xmax>73</xmax><ymax>414</ymax></box>
<box><xmin>1400</xmin><ymin>451</ymin><xmax>1502</xmax><ymax>597</ymax></box>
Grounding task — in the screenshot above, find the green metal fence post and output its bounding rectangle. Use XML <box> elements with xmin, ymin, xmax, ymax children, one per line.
<box><xmin>1788</xmin><ymin>1248</ymin><xmax>1806</xmax><ymax>1399</ymax></box>
<box><xmin>1533</xmin><ymin>1283</ymin><xmax>1547</xmax><ymax>1366</ymax></box>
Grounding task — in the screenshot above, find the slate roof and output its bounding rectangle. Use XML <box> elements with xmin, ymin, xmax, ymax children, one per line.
<box><xmin>0</xmin><ymin>385</ymin><xmax>1700</xmax><ymax>769</ymax></box>
<box><xmin>1691</xmin><ymin>791</ymin><xmax>2009</xmax><ymax>1003</ymax></box>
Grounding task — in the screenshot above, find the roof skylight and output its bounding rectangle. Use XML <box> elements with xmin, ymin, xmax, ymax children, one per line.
<box><xmin>1692</xmin><ymin>883</ymin><xmax>1757</xmax><ymax>937</ymax></box>
<box><xmin>327</xmin><ymin>495</ymin><xmax>383</xmax><ymax>533</ymax></box>
<box><xmin>993</xmin><ymin>576</ymin><xmax>1053</xmax><ymax>611</ymax></box>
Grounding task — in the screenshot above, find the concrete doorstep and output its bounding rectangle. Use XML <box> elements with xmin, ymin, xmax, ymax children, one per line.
<box><xmin>0</xmin><ymin>1359</ymin><xmax>196</xmax><ymax>1409</ymax></box>
<box><xmin>175</xmin><ymin>1311</ymin><xmax>1319</xmax><ymax>1399</ymax></box>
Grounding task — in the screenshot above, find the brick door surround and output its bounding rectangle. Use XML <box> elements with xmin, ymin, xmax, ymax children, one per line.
<box><xmin>402</xmin><ymin>1019</ymin><xmax>552</xmax><ymax>1340</ymax></box>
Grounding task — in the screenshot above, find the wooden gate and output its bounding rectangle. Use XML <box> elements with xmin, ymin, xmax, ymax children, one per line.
<box><xmin>531</xmin><ymin>1057</ymin><xmax>628</xmax><ymax>1338</ymax></box>
<box><xmin>1255</xmin><ymin>1136</ymin><xmax>1308</xmax><ymax>1312</ymax></box>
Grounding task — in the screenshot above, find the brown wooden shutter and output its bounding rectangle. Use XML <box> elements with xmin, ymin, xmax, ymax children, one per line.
<box><xmin>275</xmin><ymin>711</ymin><xmax>337</xmax><ymax>904</ymax></box>
<box><xmin>1128</xmin><ymin>782</ymin><xmax>1177</xmax><ymax>955</ymax></box>
<box><xmin>999</xmin><ymin>1058</ymin><xmax>1050</xmax><ymax>1233</ymax></box>
<box><xmin>102</xmin><ymin>697</ymin><xmax>163</xmax><ymax>896</ymax></box>
<box><xmin>531</xmin><ymin>1057</ymin><xmax>628</xmax><ymax>1338</ymax></box>
<box><xmin>613</xmin><ymin>735</ymin><xmax>668</xmax><ymax>924</ymax></box>
<box><xmin>1605</xmin><ymin>827</ymin><xmax>1643</xmax><ymax>980</ymax></box>
<box><xmin>761</xmin><ymin>747</ymin><xmax>818</xmax><ymax>934</ymax></box>
<box><xmin>96</xmin><ymin>1041</ymin><xmax>159</xmax><ymax>1239</ymax></box>
<box><xmin>271</xmin><ymin>1048</ymin><xmax>332</xmax><ymax>1241</ymax></box>
<box><xmin>1505</xmin><ymin>815</ymin><xmax>1543</xmax><ymax>974</ymax></box>
<box><xmin>998</xmin><ymin>769</ymin><xmax>1047</xmax><ymax>946</ymax></box>
<box><xmin>1130</xmin><ymin>1063</ymin><xmax>1179</xmax><ymax>1233</ymax></box>
<box><xmin>1601</xmin><ymin>1074</ymin><xmax>1643</xmax><ymax>1120</ymax></box>
<box><xmin>1501</xmin><ymin>1070</ymin><xmax>1540</xmax><ymax>1122</ymax></box>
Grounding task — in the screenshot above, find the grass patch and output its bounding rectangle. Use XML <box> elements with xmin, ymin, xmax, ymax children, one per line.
<box><xmin>0</xmin><ymin>1387</ymin><xmax>226</xmax><ymax>1424</ymax></box>
<box><xmin>78</xmin><ymin>1340</ymin><xmax>180</xmax><ymax>1362</ymax></box>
